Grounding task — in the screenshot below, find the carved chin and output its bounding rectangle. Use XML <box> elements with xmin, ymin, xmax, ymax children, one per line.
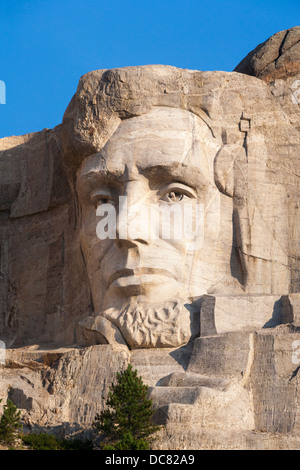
<box><xmin>101</xmin><ymin>298</ymin><xmax>200</xmax><ymax>349</ymax></box>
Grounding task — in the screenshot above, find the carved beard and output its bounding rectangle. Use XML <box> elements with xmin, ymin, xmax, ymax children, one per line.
<box><xmin>101</xmin><ymin>298</ymin><xmax>200</xmax><ymax>349</ymax></box>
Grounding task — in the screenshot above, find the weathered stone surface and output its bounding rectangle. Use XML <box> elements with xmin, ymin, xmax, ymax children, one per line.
<box><xmin>0</xmin><ymin>326</ymin><xmax>300</xmax><ymax>449</ymax></box>
<box><xmin>1</xmin><ymin>62</ymin><xmax>300</xmax><ymax>347</ymax></box>
<box><xmin>234</xmin><ymin>27</ymin><xmax>300</xmax><ymax>83</ymax></box>
<box><xmin>201</xmin><ymin>294</ymin><xmax>292</xmax><ymax>334</ymax></box>
<box><xmin>76</xmin><ymin>315</ymin><xmax>128</xmax><ymax>349</ymax></box>
<box><xmin>67</xmin><ymin>65</ymin><xmax>299</xmax><ymax>348</ymax></box>
<box><xmin>0</xmin><ymin>128</ymin><xmax>92</xmax><ymax>346</ymax></box>
<box><xmin>188</xmin><ymin>331</ymin><xmax>251</xmax><ymax>378</ymax></box>
<box><xmin>282</xmin><ymin>293</ymin><xmax>300</xmax><ymax>325</ymax></box>
<box><xmin>235</xmin><ymin>27</ymin><xmax>300</xmax><ymax>127</ymax></box>
<box><xmin>0</xmin><ymin>345</ymin><xmax>130</xmax><ymax>430</ymax></box>
<box><xmin>130</xmin><ymin>344</ymin><xmax>193</xmax><ymax>387</ymax></box>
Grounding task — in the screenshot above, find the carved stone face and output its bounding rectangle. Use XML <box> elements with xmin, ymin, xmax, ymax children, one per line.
<box><xmin>76</xmin><ymin>107</ymin><xmax>221</xmax><ymax>318</ymax></box>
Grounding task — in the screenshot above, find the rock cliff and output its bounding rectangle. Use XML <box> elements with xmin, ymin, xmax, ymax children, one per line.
<box><xmin>0</xmin><ymin>27</ymin><xmax>300</xmax><ymax>449</ymax></box>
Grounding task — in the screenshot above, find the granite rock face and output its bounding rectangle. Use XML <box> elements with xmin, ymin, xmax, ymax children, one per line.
<box><xmin>0</xmin><ymin>28</ymin><xmax>300</xmax><ymax>449</ymax></box>
<box><xmin>0</xmin><ymin>128</ymin><xmax>92</xmax><ymax>346</ymax></box>
<box><xmin>235</xmin><ymin>26</ymin><xmax>300</xmax><ymax>126</ymax></box>
<box><xmin>235</xmin><ymin>26</ymin><xmax>300</xmax><ymax>83</ymax></box>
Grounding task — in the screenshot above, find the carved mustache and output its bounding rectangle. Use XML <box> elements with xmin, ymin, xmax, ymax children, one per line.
<box><xmin>107</xmin><ymin>267</ymin><xmax>177</xmax><ymax>287</ymax></box>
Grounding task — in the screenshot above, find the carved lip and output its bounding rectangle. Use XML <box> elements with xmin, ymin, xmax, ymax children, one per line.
<box><xmin>107</xmin><ymin>267</ymin><xmax>176</xmax><ymax>287</ymax></box>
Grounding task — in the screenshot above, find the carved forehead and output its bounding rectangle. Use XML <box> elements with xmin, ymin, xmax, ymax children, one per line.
<box><xmin>105</xmin><ymin>107</ymin><xmax>216</xmax><ymax>145</ymax></box>
<box><xmin>78</xmin><ymin>107</ymin><xmax>220</xmax><ymax>179</ymax></box>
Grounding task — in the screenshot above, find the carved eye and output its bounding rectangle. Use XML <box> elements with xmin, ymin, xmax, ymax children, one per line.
<box><xmin>95</xmin><ymin>197</ymin><xmax>110</xmax><ymax>207</ymax></box>
<box><xmin>166</xmin><ymin>191</ymin><xmax>185</xmax><ymax>202</ymax></box>
<box><xmin>160</xmin><ymin>184</ymin><xmax>196</xmax><ymax>203</ymax></box>
<box><xmin>92</xmin><ymin>195</ymin><xmax>117</xmax><ymax>209</ymax></box>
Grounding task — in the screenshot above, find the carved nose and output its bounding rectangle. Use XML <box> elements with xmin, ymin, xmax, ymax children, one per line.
<box><xmin>116</xmin><ymin>186</ymin><xmax>152</xmax><ymax>247</ymax></box>
<box><xmin>116</xmin><ymin>198</ymin><xmax>150</xmax><ymax>247</ymax></box>
<box><xmin>115</xmin><ymin>237</ymin><xmax>148</xmax><ymax>249</ymax></box>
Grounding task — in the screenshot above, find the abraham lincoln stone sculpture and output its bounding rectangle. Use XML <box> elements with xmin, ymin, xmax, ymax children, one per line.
<box><xmin>74</xmin><ymin>107</ymin><xmax>222</xmax><ymax>348</ymax></box>
<box><xmin>1</xmin><ymin>25</ymin><xmax>299</xmax><ymax>349</ymax></box>
<box><xmin>59</xmin><ymin>57</ymin><xmax>298</xmax><ymax>350</ymax></box>
<box><xmin>0</xmin><ymin>27</ymin><xmax>300</xmax><ymax>450</ymax></box>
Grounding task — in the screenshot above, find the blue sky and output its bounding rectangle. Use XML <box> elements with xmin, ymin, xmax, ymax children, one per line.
<box><xmin>0</xmin><ymin>0</ymin><xmax>299</xmax><ymax>138</ymax></box>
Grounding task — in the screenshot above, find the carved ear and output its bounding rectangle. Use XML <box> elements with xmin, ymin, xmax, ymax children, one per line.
<box><xmin>214</xmin><ymin>145</ymin><xmax>235</xmax><ymax>197</ymax></box>
<box><xmin>214</xmin><ymin>144</ymin><xmax>245</xmax><ymax>197</ymax></box>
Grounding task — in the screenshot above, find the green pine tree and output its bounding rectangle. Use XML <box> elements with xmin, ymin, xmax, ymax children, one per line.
<box><xmin>0</xmin><ymin>399</ymin><xmax>22</xmax><ymax>445</ymax></box>
<box><xmin>93</xmin><ymin>364</ymin><xmax>160</xmax><ymax>450</ymax></box>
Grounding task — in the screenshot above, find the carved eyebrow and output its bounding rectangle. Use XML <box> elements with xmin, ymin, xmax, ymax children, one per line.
<box><xmin>76</xmin><ymin>163</ymin><xmax>210</xmax><ymax>202</ymax></box>
<box><xmin>142</xmin><ymin>164</ymin><xmax>209</xmax><ymax>190</ymax></box>
<box><xmin>78</xmin><ymin>166</ymin><xmax>125</xmax><ymax>181</ymax></box>
<box><xmin>76</xmin><ymin>169</ymin><xmax>124</xmax><ymax>202</ymax></box>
